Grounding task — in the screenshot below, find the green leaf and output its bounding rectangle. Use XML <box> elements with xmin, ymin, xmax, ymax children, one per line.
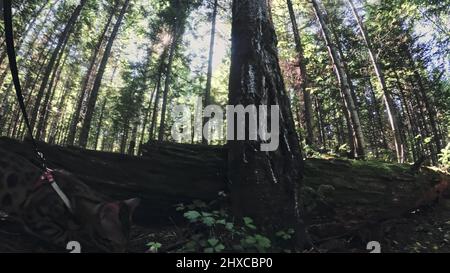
<box><xmin>208</xmin><ymin>238</ymin><xmax>219</xmax><ymax>246</ymax></box>
<box><xmin>204</xmin><ymin>247</ymin><xmax>214</xmax><ymax>253</ymax></box>
<box><xmin>225</xmin><ymin>223</ymin><xmax>234</xmax><ymax>231</ymax></box>
<box><xmin>184</xmin><ymin>210</ymin><xmax>201</xmax><ymax>221</ymax></box>
<box><xmin>244</xmin><ymin>236</ymin><xmax>257</xmax><ymax>245</ymax></box>
<box><xmin>202</xmin><ymin>216</ymin><xmax>216</xmax><ymax>226</ymax></box>
<box><xmin>243</xmin><ymin>217</ymin><xmax>253</xmax><ymax>225</ymax></box>
<box><xmin>215</xmin><ymin>244</ymin><xmax>225</xmax><ymax>252</ymax></box>
<box><xmin>255</xmin><ymin>235</ymin><xmax>271</xmax><ymax>249</ymax></box>
<box><xmin>243</xmin><ymin>217</ymin><xmax>256</xmax><ymax>229</ymax></box>
<box><xmin>216</xmin><ymin>219</ymin><xmax>226</xmax><ymax>225</ymax></box>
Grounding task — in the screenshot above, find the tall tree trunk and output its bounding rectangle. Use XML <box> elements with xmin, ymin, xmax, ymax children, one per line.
<box><xmin>120</xmin><ymin>122</ymin><xmax>130</xmax><ymax>154</ymax></box>
<box><xmin>158</xmin><ymin>23</ymin><xmax>182</xmax><ymax>142</ymax></box>
<box><xmin>35</xmin><ymin>41</ymin><xmax>69</xmax><ymax>140</ymax></box>
<box><xmin>405</xmin><ymin>47</ymin><xmax>442</xmax><ymax>156</ymax></box>
<box><xmin>202</xmin><ymin>0</ymin><xmax>218</xmax><ymax>145</ymax></box>
<box><xmin>228</xmin><ymin>0</ymin><xmax>307</xmax><ymax>248</ymax></box>
<box><xmin>314</xmin><ymin>96</ymin><xmax>325</xmax><ymax>147</ymax></box>
<box><xmin>367</xmin><ymin>78</ymin><xmax>388</xmax><ymax>149</ymax></box>
<box><xmin>286</xmin><ymin>0</ymin><xmax>314</xmax><ymax>146</ymax></box>
<box><xmin>0</xmin><ymin>83</ymin><xmax>13</xmax><ymax>135</ymax></box>
<box><xmin>48</xmin><ymin>76</ymin><xmax>72</xmax><ymax>144</ymax></box>
<box><xmin>66</xmin><ymin>0</ymin><xmax>118</xmax><ymax>146</ymax></box>
<box><xmin>311</xmin><ymin>0</ymin><xmax>365</xmax><ymax>158</ymax></box>
<box><xmin>128</xmin><ymin>122</ymin><xmax>138</xmax><ymax>155</ymax></box>
<box><xmin>93</xmin><ymin>97</ymin><xmax>108</xmax><ymax>150</ymax></box>
<box><xmin>148</xmin><ymin>48</ymin><xmax>168</xmax><ymax>140</ymax></box>
<box><xmin>15</xmin><ymin>0</ymin><xmax>51</xmax><ymax>54</ymax></box>
<box><xmin>346</xmin><ymin>0</ymin><xmax>404</xmax><ymax>163</ymax></box>
<box><xmin>138</xmin><ymin>86</ymin><xmax>156</xmax><ymax>155</ymax></box>
<box><xmin>29</xmin><ymin>0</ymin><xmax>86</xmax><ymax>131</ymax></box>
<box><xmin>79</xmin><ymin>0</ymin><xmax>130</xmax><ymax>148</ymax></box>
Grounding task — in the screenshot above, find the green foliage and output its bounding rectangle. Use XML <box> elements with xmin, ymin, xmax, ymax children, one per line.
<box><xmin>146</xmin><ymin>242</ymin><xmax>162</xmax><ymax>253</ymax></box>
<box><xmin>439</xmin><ymin>143</ymin><xmax>450</xmax><ymax>171</ymax></box>
<box><xmin>169</xmin><ymin>200</ymin><xmax>295</xmax><ymax>253</ymax></box>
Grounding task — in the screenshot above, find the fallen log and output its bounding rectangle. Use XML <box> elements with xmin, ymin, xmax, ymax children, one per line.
<box><xmin>0</xmin><ymin>137</ymin><xmax>226</xmax><ymax>225</ymax></box>
<box><xmin>0</xmin><ymin>137</ymin><xmax>449</xmax><ymax>230</ymax></box>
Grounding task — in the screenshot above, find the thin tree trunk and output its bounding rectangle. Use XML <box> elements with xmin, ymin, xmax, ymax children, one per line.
<box><xmin>66</xmin><ymin>0</ymin><xmax>118</xmax><ymax>145</ymax></box>
<box><xmin>48</xmin><ymin>76</ymin><xmax>72</xmax><ymax>144</ymax></box>
<box><xmin>128</xmin><ymin>122</ymin><xmax>138</xmax><ymax>155</ymax></box>
<box><xmin>158</xmin><ymin>23</ymin><xmax>182</xmax><ymax>142</ymax></box>
<box><xmin>120</xmin><ymin>122</ymin><xmax>130</xmax><ymax>154</ymax></box>
<box><xmin>79</xmin><ymin>0</ymin><xmax>130</xmax><ymax>148</ymax></box>
<box><xmin>346</xmin><ymin>0</ymin><xmax>404</xmax><ymax>163</ymax></box>
<box><xmin>286</xmin><ymin>0</ymin><xmax>314</xmax><ymax>146</ymax></box>
<box><xmin>93</xmin><ymin>97</ymin><xmax>108</xmax><ymax>150</ymax></box>
<box><xmin>0</xmin><ymin>83</ymin><xmax>14</xmax><ymax>135</ymax></box>
<box><xmin>406</xmin><ymin>48</ymin><xmax>442</xmax><ymax>155</ymax></box>
<box><xmin>228</xmin><ymin>0</ymin><xmax>307</xmax><ymax>248</ymax></box>
<box><xmin>30</xmin><ymin>0</ymin><xmax>86</xmax><ymax>131</ymax></box>
<box><xmin>149</xmin><ymin>48</ymin><xmax>168</xmax><ymax>140</ymax></box>
<box><xmin>15</xmin><ymin>0</ymin><xmax>51</xmax><ymax>53</ymax></box>
<box><xmin>202</xmin><ymin>0</ymin><xmax>218</xmax><ymax>145</ymax></box>
<box><xmin>311</xmin><ymin>0</ymin><xmax>365</xmax><ymax>158</ymax></box>
<box><xmin>138</xmin><ymin>86</ymin><xmax>156</xmax><ymax>155</ymax></box>
<box><xmin>367</xmin><ymin>78</ymin><xmax>388</xmax><ymax>149</ymax></box>
<box><xmin>314</xmin><ymin>96</ymin><xmax>325</xmax><ymax>147</ymax></box>
<box><xmin>35</xmin><ymin>41</ymin><xmax>69</xmax><ymax>140</ymax></box>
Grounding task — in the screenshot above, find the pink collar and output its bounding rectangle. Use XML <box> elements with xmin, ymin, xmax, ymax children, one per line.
<box><xmin>34</xmin><ymin>168</ymin><xmax>55</xmax><ymax>189</ymax></box>
<box><xmin>34</xmin><ymin>169</ymin><xmax>73</xmax><ymax>213</ymax></box>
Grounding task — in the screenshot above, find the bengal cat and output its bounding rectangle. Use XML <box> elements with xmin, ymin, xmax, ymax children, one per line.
<box><xmin>0</xmin><ymin>147</ymin><xmax>140</xmax><ymax>252</ymax></box>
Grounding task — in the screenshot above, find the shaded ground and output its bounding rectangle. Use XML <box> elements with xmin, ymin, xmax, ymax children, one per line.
<box><xmin>2</xmin><ymin>191</ymin><xmax>450</xmax><ymax>253</ymax></box>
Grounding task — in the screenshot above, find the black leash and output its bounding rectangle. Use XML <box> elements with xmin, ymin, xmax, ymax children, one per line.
<box><xmin>3</xmin><ymin>0</ymin><xmax>73</xmax><ymax>212</ymax></box>
<box><xmin>3</xmin><ymin>0</ymin><xmax>47</xmax><ymax>170</ymax></box>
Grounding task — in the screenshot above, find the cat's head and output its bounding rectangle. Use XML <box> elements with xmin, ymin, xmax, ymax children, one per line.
<box><xmin>91</xmin><ymin>198</ymin><xmax>140</xmax><ymax>252</ymax></box>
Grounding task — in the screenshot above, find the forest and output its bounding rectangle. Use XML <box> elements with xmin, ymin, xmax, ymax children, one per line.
<box><xmin>0</xmin><ymin>0</ymin><xmax>449</xmax><ymax>253</ymax></box>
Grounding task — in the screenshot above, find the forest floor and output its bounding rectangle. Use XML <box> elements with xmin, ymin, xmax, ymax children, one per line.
<box><xmin>2</xmin><ymin>200</ymin><xmax>450</xmax><ymax>253</ymax></box>
<box><xmin>2</xmin><ymin>186</ymin><xmax>450</xmax><ymax>253</ymax></box>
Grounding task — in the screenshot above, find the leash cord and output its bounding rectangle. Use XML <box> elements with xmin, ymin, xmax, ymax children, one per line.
<box><xmin>3</xmin><ymin>0</ymin><xmax>48</xmax><ymax>171</ymax></box>
<box><xmin>3</xmin><ymin>1</ymin><xmax>73</xmax><ymax>212</ymax></box>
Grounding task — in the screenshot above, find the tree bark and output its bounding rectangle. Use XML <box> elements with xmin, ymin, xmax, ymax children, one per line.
<box><xmin>228</xmin><ymin>0</ymin><xmax>307</xmax><ymax>248</ymax></box>
<box><xmin>35</xmin><ymin>42</ymin><xmax>69</xmax><ymax>141</ymax></box>
<box><xmin>48</xmin><ymin>76</ymin><xmax>72</xmax><ymax>144</ymax></box>
<box><xmin>286</xmin><ymin>0</ymin><xmax>315</xmax><ymax>146</ymax></box>
<box><xmin>158</xmin><ymin>23</ymin><xmax>182</xmax><ymax>142</ymax></box>
<box><xmin>79</xmin><ymin>0</ymin><xmax>130</xmax><ymax>148</ymax></box>
<box><xmin>67</xmin><ymin>1</ymin><xmax>117</xmax><ymax>146</ymax></box>
<box><xmin>148</xmin><ymin>48</ymin><xmax>168</xmax><ymax>140</ymax></box>
<box><xmin>138</xmin><ymin>86</ymin><xmax>156</xmax><ymax>155</ymax></box>
<box><xmin>30</xmin><ymin>0</ymin><xmax>86</xmax><ymax>131</ymax></box>
<box><xmin>93</xmin><ymin>97</ymin><xmax>108</xmax><ymax>150</ymax></box>
<box><xmin>346</xmin><ymin>0</ymin><xmax>404</xmax><ymax>163</ymax></box>
<box><xmin>202</xmin><ymin>0</ymin><xmax>218</xmax><ymax>145</ymax></box>
<box><xmin>405</xmin><ymin>47</ymin><xmax>442</xmax><ymax>156</ymax></box>
<box><xmin>311</xmin><ymin>0</ymin><xmax>366</xmax><ymax>159</ymax></box>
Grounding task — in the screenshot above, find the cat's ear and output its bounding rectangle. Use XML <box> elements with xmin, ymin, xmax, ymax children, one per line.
<box><xmin>123</xmin><ymin>198</ymin><xmax>140</xmax><ymax>217</ymax></box>
<box><xmin>99</xmin><ymin>202</ymin><xmax>127</xmax><ymax>246</ymax></box>
<box><xmin>99</xmin><ymin>202</ymin><xmax>120</xmax><ymax>220</ymax></box>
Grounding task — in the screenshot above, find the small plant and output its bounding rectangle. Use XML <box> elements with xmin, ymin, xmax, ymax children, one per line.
<box><xmin>147</xmin><ymin>242</ymin><xmax>162</xmax><ymax>253</ymax></box>
<box><xmin>171</xmin><ymin>200</ymin><xmax>281</xmax><ymax>253</ymax></box>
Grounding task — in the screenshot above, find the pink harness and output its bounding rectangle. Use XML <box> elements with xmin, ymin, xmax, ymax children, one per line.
<box><xmin>35</xmin><ymin>169</ymin><xmax>73</xmax><ymax>212</ymax></box>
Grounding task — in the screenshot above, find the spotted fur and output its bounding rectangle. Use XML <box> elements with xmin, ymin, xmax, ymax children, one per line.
<box><xmin>0</xmin><ymin>147</ymin><xmax>140</xmax><ymax>252</ymax></box>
